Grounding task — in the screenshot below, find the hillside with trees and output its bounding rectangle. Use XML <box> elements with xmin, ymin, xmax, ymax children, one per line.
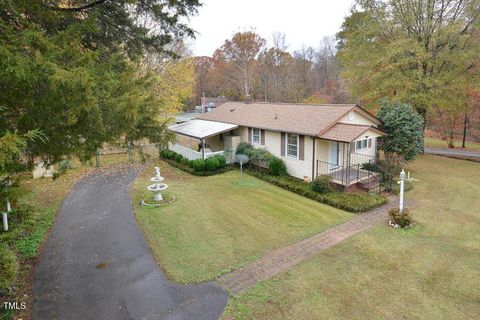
<box><xmin>193</xmin><ymin>0</ymin><xmax>480</xmax><ymax>148</ymax></box>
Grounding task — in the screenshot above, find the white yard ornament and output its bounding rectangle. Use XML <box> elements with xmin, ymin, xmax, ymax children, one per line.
<box><xmin>2</xmin><ymin>199</ymin><xmax>11</xmax><ymax>232</ymax></box>
<box><xmin>147</xmin><ymin>166</ymin><xmax>168</xmax><ymax>201</ymax></box>
<box><xmin>398</xmin><ymin>169</ymin><xmax>406</xmax><ymax>213</ymax></box>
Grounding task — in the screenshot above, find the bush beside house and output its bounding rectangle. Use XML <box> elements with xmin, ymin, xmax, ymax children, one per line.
<box><xmin>235</xmin><ymin>142</ymin><xmax>287</xmax><ymax>176</ymax></box>
<box><xmin>159</xmin><ymin>149</ymin><xmax>231</xmax><ymax>176</ymax></box>
<box><xmin>247</xmin><ymin>170</ymin><xmax>387</xmax><ymax>213</ymax></box>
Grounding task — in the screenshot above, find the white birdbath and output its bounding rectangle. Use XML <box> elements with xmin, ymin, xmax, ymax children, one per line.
<box><xmin>147</xmin><ymin>167</ymin><xmax>168</xmax><ymax>201</ymax></box>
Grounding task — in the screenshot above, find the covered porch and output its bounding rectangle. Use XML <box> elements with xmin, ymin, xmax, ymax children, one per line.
<box><xmin>168</xmin><ymin>119</ymin><xmax>239</xmax><ymax>162</ymax></box>
<box><xmin>315</xmin><ymin>123</ymin><xmax>384</xmax><ymax>190</ymax></box>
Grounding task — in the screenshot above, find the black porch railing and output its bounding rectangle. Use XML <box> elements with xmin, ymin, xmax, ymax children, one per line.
<box><xmin>316</xmin><ymin>153</ymin><xmax>392</xmax><ymax>192</ymax></box>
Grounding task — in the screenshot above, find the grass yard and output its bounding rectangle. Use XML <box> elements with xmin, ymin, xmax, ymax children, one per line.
<box><xmin>425</xmin><ymin>136</ymin><xmax>480</xmax><ymax>151</ymax></box>
<box><xmin>131</xmin><ymin>161</ymin><xmax>353</xmax><ymax>283</ymax></box>
<box><xmin>224</xmin><ymin>155</ymin><xmax>480</xmax><ymax>319</ymax></box>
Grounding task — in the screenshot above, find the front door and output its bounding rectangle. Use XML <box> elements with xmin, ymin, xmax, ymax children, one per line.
<box><xmin>328</xmin><ymin>141</ymin><xmax>339</xmax><ymax>171</ymax></box>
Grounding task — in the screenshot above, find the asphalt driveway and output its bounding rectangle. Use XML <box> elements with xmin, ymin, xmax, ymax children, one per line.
<box><xmin>32</xmin><ymin>165</ymin><xmax>228</xmax><ymax>320</ymax></box>
<box><xmin>424</xmin><ymin>147</ymin><xmax>480</xmax><ymax>160</ymax></box>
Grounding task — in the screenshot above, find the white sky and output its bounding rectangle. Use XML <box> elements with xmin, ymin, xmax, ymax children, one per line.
<box><xmin>188</xmin><ymin>0</ymin><xmax>356</xmax><ymax>56</ymax></box>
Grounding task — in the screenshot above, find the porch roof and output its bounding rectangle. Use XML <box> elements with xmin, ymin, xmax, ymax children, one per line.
<box><xmin>319</xmin><ymin>123</ymin><xmax>384</xmax><ymax>143</ymax></box>
<box><xmin>168</xmin><ymin>119</ymin><xmax>238</xmax><ymax>139</ymax></box>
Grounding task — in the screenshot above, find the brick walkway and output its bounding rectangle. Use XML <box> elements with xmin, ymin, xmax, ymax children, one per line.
<box><xmin>218</xmin><ymin>196</ymin><xmax>401</xmax><ymax>295</ymax></box>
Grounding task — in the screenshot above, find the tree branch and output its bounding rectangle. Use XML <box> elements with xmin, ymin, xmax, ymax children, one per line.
<box><xmin>43</xmin><ymin>0</ymin><xmax>109</xmax><ymax>12</ymax></box>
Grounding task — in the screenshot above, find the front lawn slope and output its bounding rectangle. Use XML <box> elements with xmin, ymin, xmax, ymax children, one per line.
<box><xmin>223</xmin><ymin>155</ymin><xmax>480</xmax><ymax>320</ymax></box>
<box><xmin>132</xmin><ymin>161</ymin><xmax>353</xmax><ymax>283</ymax></box>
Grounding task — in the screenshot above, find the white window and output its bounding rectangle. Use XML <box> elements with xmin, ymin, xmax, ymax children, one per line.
<box><xmin>355</xmin><ymin>138</ymin><xmax>371</xmax><ymax>151</ymax></box>
<box><xmin>286</xmin><ymin>133</ymin><xmax>299</xmax><ymax>158</ymax></box>
<box><xmin>252</xmin><ymin>128</ymin><xmax>261</xmax><ymax>144</ymax></box>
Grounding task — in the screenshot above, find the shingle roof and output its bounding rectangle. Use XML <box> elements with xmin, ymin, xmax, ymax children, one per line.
<box><xmin>319</xmin><ymin>123</ymin><xmax>383</xmax><ymax>142</ymax></box>
<box><xmin>197</xmin><ymin>102</ymin><xmax>359</xmax><ymax>136</ymax></box>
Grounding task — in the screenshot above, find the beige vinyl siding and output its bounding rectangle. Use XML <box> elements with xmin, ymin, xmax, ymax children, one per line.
<box><xmin>233</xmin><ymin>127</ymin><xmax>248</xmax><ymax>141</ymax></box>
<box><xmin>350</xmin><ymin>128</ymin><xmax>382</xmax><ymax>164</ymax></box>
<box><xmin>339</xmin><ymin>110</ymin><xmax>378</xmax><ymax>126</ymax></box>
<box><xmin>262</xmin><ymin>130</ymin><xmax>313</xmax><ymax>180</ymax></box>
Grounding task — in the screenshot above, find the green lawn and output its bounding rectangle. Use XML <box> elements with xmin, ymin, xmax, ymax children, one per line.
<box><xmin>132</xmin><ymin>161</ymin><xmax>353</xmax><ymax>283</ymax></box>
<box><xmin>224</xmin><ymin>155</ymin><xmax>480</xmax><ymax>319</ymax></box>
<box><xmin>425</xmin><ymin>136</ymin><xmax>480</xmax><ymax>151</ymax></box>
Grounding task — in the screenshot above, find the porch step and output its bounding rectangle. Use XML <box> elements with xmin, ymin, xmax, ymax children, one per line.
<box><xmin>359</xmin><ymin>175</ymin><xmax>380</xmax><ymax>191</ymax></box>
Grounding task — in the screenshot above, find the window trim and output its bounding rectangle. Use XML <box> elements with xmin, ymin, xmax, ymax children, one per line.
<box><xmin>285</xmin><ymin>133</ymin><xmax>299</xmax><ymax>159</ymax></box>
<box><xmin>252</xmin><ymin>128</ymin><xmax>261</xmax><ymax>145</ymax></box>
<box><xmin>355</xmin><ymin>138</ymin><xmax>371</xmax><ymax>151</ymax></box>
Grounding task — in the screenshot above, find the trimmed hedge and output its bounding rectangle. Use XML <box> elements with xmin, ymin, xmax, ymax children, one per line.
<box><xmin>160</xmin><ymin>149</ymin><xmax>232</xmax><ymax>176</ymax></box>
<box><xmin>247</xmin><ymin>170</ymin><xmax>387</xmax><ymax>213</ymax></box>
<box><xmin>205</xmin><ymin>157</ymin><xmax>220</xmax><ymax>171</ymax></box>
<box><xmin>268</xmin><ymin>158</ymin><xmax>287</xmax><ymax>176</ymax></box>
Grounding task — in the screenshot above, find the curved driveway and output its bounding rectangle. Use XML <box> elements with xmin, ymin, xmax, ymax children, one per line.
<box><xmin>32</xmin><ymin>166</ymin><xmax>228</xmax><ymax>320</ymax></box>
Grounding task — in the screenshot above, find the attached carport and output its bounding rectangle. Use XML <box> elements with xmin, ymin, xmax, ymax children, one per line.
<box><xmin>168</xmin><ymin>119</ymin><xmax>239</xmax><ymax>159</ymax></box>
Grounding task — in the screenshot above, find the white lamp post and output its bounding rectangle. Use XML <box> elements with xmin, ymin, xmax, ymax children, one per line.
<box><xmin>398</xmin><ymin>169</ymin><xmax>406</xmax><ymax>213</ymax></box>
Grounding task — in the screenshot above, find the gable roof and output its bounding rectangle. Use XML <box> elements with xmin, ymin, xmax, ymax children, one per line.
<box><xmin>197</xmin><ymin>101</ymin><xmax>381</xmax><ymax>138</ymax></box>
<box><xmin>319</xmin><ymin>124</ymin><xmax>384</xmax><ymax>142</ymax></box>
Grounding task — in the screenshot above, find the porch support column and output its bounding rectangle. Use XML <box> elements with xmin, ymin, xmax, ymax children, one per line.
<box><xmin>311</xmin><ymin>137</ymin><xmax>316</xmax><ymax>181</ymax></box>
<box><xmin>346</xmin><ymin>142</ymin><xmax>351</xmax><ymax>185</ymax></box>
<box><xmin>201</xmin><ymin>138</ymin><xmax>205</xmax><ymax>159</ymax></box>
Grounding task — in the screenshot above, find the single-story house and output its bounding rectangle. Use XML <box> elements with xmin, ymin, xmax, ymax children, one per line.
<box><xmin>168</xmin><ymin>102</ymin><xmax>384</xmax><ymax>191</ymax></box>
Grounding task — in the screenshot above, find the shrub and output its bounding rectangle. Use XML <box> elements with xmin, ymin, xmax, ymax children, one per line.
<box><xmin>247</xmin><ymin>170</ymin><xmax>387</xmax><ymax>213</ymax></box>
<box><xmin>0</xmin><ymin>245</ymin><xmax>18</xmax><ymax>292</ymax></box>
<box><xmin>268</xmin><ymin>158</ymin><xmax>287</xmax><ymax>176</ymax></box>
<box><xmin>236</xmin><ymin>142</ymin><xmax>254</xmax><ymax>155</ymax></box>
<box><xmin>58</xmin><ymin>159</ymin><xmax>73</xmax><ymax>174</ymax></box>
<box><xmin>159</xmin><ymin>149</ymin><xmax>169</xmax><ymax>158</ymax></box>
<box><xmin>249</xmin><ymin>148</ymin><xmax>275</xmax><ymax>162</ymax></box>
<box><xmin>181</xmin><ymin>157</ymin><xmax>189</xmax><ymax>165</ymax></box>
<box><xmin>205</xmin><ymin>157</ymin><xmax>220</xmax><ymax>171</ymax></box>
<box><xmin>214</xmin><ymin>155</ymin><xmax>227</xmax><ymax>168</ymax></box>
<box><xmin>174</xmin><ymin>153</ymin><xmax>184</xmax><ymax>163</ymax></box>
<box><xmin>377</xmin><ymin>101</ymin><xmax>424</xmax><ymax>161</ymax></box>
<box><xmin>388</xmin><ymin>208</ymin><xmax>413</xmax><ymax>227</ymax></box>
<box><xmin>310</xmin><ymin>175</ymin><xmax>334</xmax><ymax>193</ymax></box>
<box><xmin>159</xmin><ymin>149</ymin><xmax>171</xmax><ymax>159</ymax></box>
<box><xmin>188</xmin><ymin>160</ymin><xmax>195</xmax><ymax>168</ymax></box>
<box><xmin>192</xmin><ymin>159</ymin><xmax>205</xmax><ymax>172</ymax></box>
<box><xmin>9</xmin><ymin>203</ymin><xmax>34</xmax><ymax>226</ymax></box>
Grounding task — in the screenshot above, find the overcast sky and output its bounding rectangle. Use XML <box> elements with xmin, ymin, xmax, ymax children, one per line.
<box><xmin>188</xmin><ymin>0</ymin><xmax>356</xmax><ymax>56</ymax></box>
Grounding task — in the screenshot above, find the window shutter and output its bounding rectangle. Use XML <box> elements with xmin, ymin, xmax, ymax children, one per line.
<box><xmin>281</xmin><ymin>132</ymin><xmax>285</xmax><ymax>156</ymax></box>
<box><xmin>368</xmin><ymin>138</ymin><xmax>372</xmax><ymax>148</ymax></box>
<box><xmin>248</xmin><ymin>127</ymin><xmax>252</xmax><ymax>143</ymax></box>
<box><xmin>261</xmin><ymin>129</ymin><xmax>265</xmax><ymax>145</ymax></box>
<box><xmin>299</xmin><ymin>135</ymin><xmax>305</xmax><ymax>160</ymax></box>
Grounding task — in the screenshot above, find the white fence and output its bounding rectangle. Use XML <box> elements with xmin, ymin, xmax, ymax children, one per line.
<box><xmin>168</xmin><ymin>142</ymin><xmax>226</xmax><ymax>161</ymax></box>
<box><xmin>169</xmin><ymin>142</ymin><xmax>203</xmax><ymax>160</ymax></box>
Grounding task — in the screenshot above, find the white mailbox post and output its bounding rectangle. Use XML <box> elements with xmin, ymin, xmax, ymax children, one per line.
<box><xmin>398</xmin><ymin>169</ymin><xmax>406</xmax><ymax>213</ymax></box>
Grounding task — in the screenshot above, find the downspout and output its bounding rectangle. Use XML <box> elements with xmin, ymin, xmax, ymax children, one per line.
<box><xmin>311</xmin><ymin>137</ymin><xmax>316</xmax><ymax>181</ymax></box>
